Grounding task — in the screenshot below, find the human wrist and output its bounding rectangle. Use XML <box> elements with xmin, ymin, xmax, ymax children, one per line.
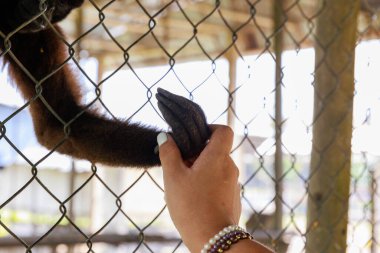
<box><xmin>180</xmin><ymin>220</ymin><xmax>234</xmax><ymax>253</ymax></box>
<box><xmin>227</xmin><ymin>239</ymin><xmax>273</xmax><ymax>253</ymax></box>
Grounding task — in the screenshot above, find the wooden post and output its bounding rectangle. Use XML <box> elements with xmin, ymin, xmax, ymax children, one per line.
<box><xmin>97</xmin><ymin>55</ymin><xmax>105</xmax><ymax>89</ymax></box>
<box><xmin>89</xmin><ymin>55</ymin><xmax>105</xmax><ymax>233</ymax></box>
<box><xmin>67</xmin><ymin>7</ymin><xmax>84</xmax><ymax>253</ymax></box>
<box><xmin>74</xmin><ymin>7</ymin><xmax>83</xmax><ymax>59</ymax></box>
<box><xmin>224</xmin><ymin>0</ymin><xmax>238</xmax><ymax>129</ymax></box>
<box><xmin>370</xmin><ymin>170</ymin><xmax>377</xmax><ymax>253</ymax></box>
<box><xmin>306</xmin><ymin>1</ymin><xmax>360</xmax><ymax>252</ymax></box>
<box><xmin>68</xmin><ymin>160</ymin><xmax>76</xmax><ymax>220</ymax></box>
<box><xmin>226</xmin><ymin>50</ymin><xmax>237</xmax><ymax>128</ymax></box>
<box><xmin>273</xmin><ymin>0</ymin><xmax>285</xmax><ymax>232</ymax></box>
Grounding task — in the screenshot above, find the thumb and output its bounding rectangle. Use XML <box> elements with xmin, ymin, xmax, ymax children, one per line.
<box><xmin>157</xmin><ymin>132</ymin><xmax>185</xmax><ymax>174</ymax></box>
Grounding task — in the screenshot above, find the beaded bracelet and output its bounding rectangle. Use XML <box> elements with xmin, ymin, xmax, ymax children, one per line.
<box><xmin>200</xmin><ymin>225</ymin><xmax>253</xmax><ymax>253</ymax></box>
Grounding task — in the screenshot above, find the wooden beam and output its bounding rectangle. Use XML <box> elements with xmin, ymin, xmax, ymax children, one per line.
<box><xmin>181</xmin><ymin>2</ymin><xmax>300</xmax><ymax>32</ymax></box>
<box><xmin>0</xmin><ymin>233</ymin><xmax>180</xmax><ymax>247</ymax></box>
<box><xmin>226</xmin><ymin>49</ymin><xmax>237</xmax><ymax>128</ymax></box>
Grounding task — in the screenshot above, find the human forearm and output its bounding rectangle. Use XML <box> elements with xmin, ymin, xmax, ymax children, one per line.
<box><xmin>157</xmin><ymin>127</ymin><xmax>274</xmax><ymax>253</ymax></box>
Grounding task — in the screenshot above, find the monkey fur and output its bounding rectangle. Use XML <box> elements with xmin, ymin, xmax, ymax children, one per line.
<box><xmin>0</xmin><ymin>0</ymin><xmax>211</xmax><ymax>167</ymax></box>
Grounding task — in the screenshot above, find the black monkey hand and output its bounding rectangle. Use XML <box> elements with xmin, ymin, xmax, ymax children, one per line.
<box><xmin>156</xmin><ymin>88</ymin><xmax>211</xmax><ymax>160</ymax></box>
<box><xmin>13</xmin><ymin>0</ymin><xmax>55</xmax><ymax>32</ymax></box>
<box><xmin>11</xmin><ymin>0</ymin><xmax>84</xmax><ymax>33</ymax></box>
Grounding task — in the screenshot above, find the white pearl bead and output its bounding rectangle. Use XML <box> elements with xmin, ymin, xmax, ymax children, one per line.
<box><xmin>200</xmin><ymin>225</ymin><xmax>251</xmax><ymax>253</ymax></box>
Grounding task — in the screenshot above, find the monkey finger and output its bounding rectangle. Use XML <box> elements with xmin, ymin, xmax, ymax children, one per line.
<box><xmin>186</xmin><ymin>100</ymin><xmax>211</xmax><ymax>142</ymax></box>
<box><xmin>156</xmin><ymin>89</ymin><xmax>203</xmax><ymax>148</ymax></box>
<box><xmin>156</xmin><ymin>88</ymin><xmax>210</xmax><ymax>143</ymax></box>
<box><xmin>157</xmin><ymin>88</ymin><xmax>211</xmax><ymax>140</ymax></box>
<box><xmin>156</xmin><ymin>88</ymin><xmax>209</xmax><ymax>159</ymax></box>
<box><xmin>157</xmin><ymin>99</ymin><xmax>193</xmax><ymax>158</ymax></box>
<box><xmin>157</xmin><ymin>99</ymin><xmax>201</xmax><ymax>158</ymax></box>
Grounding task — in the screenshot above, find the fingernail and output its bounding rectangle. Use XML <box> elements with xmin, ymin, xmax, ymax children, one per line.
<box><xmin>157</xmin><ymin>132</ymin><xmax>168</xmax><ymax>147</ymax></box>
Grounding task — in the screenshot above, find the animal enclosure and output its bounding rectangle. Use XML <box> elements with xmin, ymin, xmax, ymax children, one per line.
<box><xmin>0</xmin><ymin>0</ymin><xmax>379</xmax><ymax>252</ymax></box>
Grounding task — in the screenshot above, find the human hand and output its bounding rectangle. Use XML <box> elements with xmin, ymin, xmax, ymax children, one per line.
<box><xmin>157</xmin><ymin>125</ymin><xmax>241</xmax><ymax>253</ymax></box>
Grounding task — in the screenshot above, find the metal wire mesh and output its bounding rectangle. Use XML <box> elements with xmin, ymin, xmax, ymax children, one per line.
<box><xmin>0</xmin><ymin>0</ymin><xmax>379</xmax><ymax>252</ymax></box>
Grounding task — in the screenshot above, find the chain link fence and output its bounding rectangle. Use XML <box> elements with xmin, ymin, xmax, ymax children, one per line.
<box><xmin>0</xmin><ymin>0</ymin><xmax>379</xmax><ymax>252</ymax></box>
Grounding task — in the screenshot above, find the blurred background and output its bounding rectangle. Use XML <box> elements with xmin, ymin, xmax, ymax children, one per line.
<box><xmin>0</xmin><ymin>0</ymin><xmax>379</xmax><ymax>252</ymax></box>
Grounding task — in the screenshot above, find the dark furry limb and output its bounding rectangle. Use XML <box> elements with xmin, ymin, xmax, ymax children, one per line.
<box><xmin>3</xmin><ymin>28</ymin><xmax>161</xmax><ymax>167</ymax></box>
<box><xmin>0</xmin><ymin>0</ymin><xmax>211</xmax><ymax>167</ymax></box>
<box><xmin>156</xmin><ymin>88</ymin><xmax>211</xmax><ymax>160</ymax></box>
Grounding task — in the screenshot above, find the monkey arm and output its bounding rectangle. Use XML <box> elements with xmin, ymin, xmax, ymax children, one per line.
<box><xmin>2</xmin><ymin>27</ymin><xmax>211</xmax><ymax>167</ymax></box>
<box><xmin>5</xmin><ymin>28</ymin><xmax>162</xmax><ymax>167</ymax></box>
<box><xmin>1</xmin><ymin>0</ymin><xmax>211</xmax><ymax>167</ymax></box>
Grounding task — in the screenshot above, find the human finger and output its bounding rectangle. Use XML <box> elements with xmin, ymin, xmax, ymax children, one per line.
<box><xmin>157</xmin><ymin>132</ymin><xmax>186</xmax><ymax>175</ymax></box>
<box><xmin>202</xmin><ymin>125</ymin><xmax>234</xmax><ymax>157</ymax></box>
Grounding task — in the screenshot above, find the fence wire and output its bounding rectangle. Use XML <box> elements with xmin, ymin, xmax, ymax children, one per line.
<box><xmin>0</xmin><ymin>0</ymin><xmax>379</xmax><ymax>253</ymax></box>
